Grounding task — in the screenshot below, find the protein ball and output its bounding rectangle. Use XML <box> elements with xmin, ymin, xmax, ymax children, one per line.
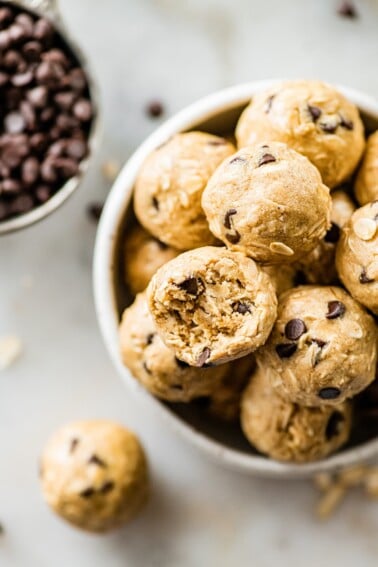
<box><xmin>202</xmin><ymin>142</ymin><xmax>331</xmax><ymax>263</ymax></box>
<box><xmin>119</xmin><ymin>292</ymin><xmax>228</xmax><ymax>402</ymax></box>
<box><xmin>235</xmin><ymin>80</ymin><xmax>365</xmax><ymax>189</ymax></box>
<box><xmin>40</xmin><ymin>420</ymin><xmax>148</xmax><ymax>532</ymax></box>
<box><xmin>134</xmin><ymin>132</ymin><xmax>235</xmax><ymax>250</ymax></box>
<box><xmin>257</xmin><ymin>286</ymin><xmax>377</xmax><ymax>406</ymax></box>
<box><xmin>241</xmin><ymin>365</ymin><xmax>352</xmax><ymax>463</ymax></box>
<box><xmin>147</xmin><ymin>246</ymin><xmax>278</xmax><ymax>366</ymax></box>
<box><xmin>336</xmin><ymin>202</ymin><xmax>378</xmax><ymax>314</ymax></box>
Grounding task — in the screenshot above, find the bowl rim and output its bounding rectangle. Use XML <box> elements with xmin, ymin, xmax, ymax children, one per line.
<box><xmin>93</xmin><ymin>79</ymin><xmax>378</xmax><ymax>479</ymax></box>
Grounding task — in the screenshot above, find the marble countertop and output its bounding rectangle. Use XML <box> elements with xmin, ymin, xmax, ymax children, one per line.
<box><xmin>1</xmin><ymin>0</ymin><xmax>378</xmax><ymax>565</ymax></box>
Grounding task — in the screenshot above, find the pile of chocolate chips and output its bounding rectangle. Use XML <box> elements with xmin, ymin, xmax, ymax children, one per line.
<box><xmin>0</xmin><ymin>3</ymin><xmax>93</xmax><ymax>222</ymax></box>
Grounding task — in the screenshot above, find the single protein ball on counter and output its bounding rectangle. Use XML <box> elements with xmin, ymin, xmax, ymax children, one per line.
<box><xmin>355</xmin><ymin>131</ymin><xmax>378</xmax><ymax>205</ymax></box>
<box><xmin>147</xmin><ymin>246</ymin><xmax>278</xmax><ymax>367</ymax></box>
<box><xmin>257</xmin><ymin>286</ymin><xmax>377</xmax><ymax>406</ymax></box>
<box><xmin>261</xmin><ymin>263</ymin><xmax>297</xmax><ymax>296</ymax></box>
<box><xmin>134</xmin><ymin>132</ymin><xmax>235</xmax><ymax>250</ymax></box>
<box><xmin>295</xmin><ymin>189</ymin><xmax>356</xmax><ymax>285</ymax></box>
<box><xmin>124</xmin><ymin>224</ymin><xmax>179</xmax><ymax>294</ymax></box>
<box><xmin>202</xmin><ymin>142</ymin><xmax>331</xmax><ymax>263</ymax></box>
<box><xmin>119</xmin><ymin>292</ymin><xmax>228</xmax><ymax>402</ymax></box>
<box><xmin>235</xmin><ymin>80</ymin><xmax>365</xmax><ymax>189</ymax></box>
<box><xmin>241</xmin><ymin>365</ymin><xmax>352</xmax><ymax>463</ymax></box>
<box><xmin>40</xmin><ymin>420</ymin><xmax>148</xmax><ymax>533</ymax></box>
<box><xmin>336</xmin><ymin>202</ymin><xmax>378</xmax><ymax>314</ymax></box>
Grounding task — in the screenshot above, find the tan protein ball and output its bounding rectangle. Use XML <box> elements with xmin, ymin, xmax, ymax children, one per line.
<box><xmin>257</xmin><ymin>286</ymin><xmax>377</xmax><ymax>406</ymax></box>
<box><xmin>262</xmin><ymin>263</ymin><xmax>297</xmax><ymax>296</ymax></box>
<box><xmin>147</xmin><ymin>246</ymin><xmax>278</xmax><ymax>367</ymax></box>
<box><xmin>119</xmin><ymin>292</ymin><xmax>228</xmax><ymax>402</ymax></box>
<box><xmin>296</xmin><ymin>189</ymin><xmax>356</xmax><ymax>285</ymax></box>
<box><xmin>241</xmin><ymin>365</ymin><xmax>352</xmax><ymax>463</ymax></box>
<box><xmin>124</xmin><ymin>223</ymin><xmax>179</xmax><ymax>294</ymax></box>
<box><xmin>355</xmin><ymin>131</ymin><xmax>378</xmax><ymax>205</ymax></box>
<box><xmin>202</xmin><ymin>142</ymin><xmax>331</xmax><ymax>263</ymax></box>
<box><xmin>134</xmin><ymin>132</ymin><xmax>235</xmax><ymax>250</ymax></box>
<box><xmin>235</xmin><ymin>80</ymin><xmax>365</xmax><ymax>189</ymax></box>
<box><xmin>336</xmin><ymin>202</ymin><xmax>378</xmax><ymax>314</ymax></box>
<box><xmin>40</xmin><ymin>420</ymin><xmax>148</xmax><ymax>533</ymax></box>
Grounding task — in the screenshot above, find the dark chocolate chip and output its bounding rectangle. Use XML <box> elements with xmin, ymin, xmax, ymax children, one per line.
<box><xmin>11</xmin><ymin>70</ymin><xmax>33</xmax><ymax>87</ymax></box>
<box><xmin>152</xmin><ymin>196</ymin><xmax>159</xmax><ymax>210</ymax></box>
<box><xmin>318</xmin><ymin>387</ymin><xmax>341</xmax><ymax>400</ymax></box>
<box><xmin>0</xmin><ymin>7</ymin><xmax>13</xmax><ymax>28</ymax></box>
<box><xmin>265</xmin><ymin>95</ymin><xmax>275</xmax><ymax>113</ymax></box>
<box><xmin>54</xmin><ymin>91</ymin><xmax>76</xmax><ymax>110</ymax></box>
<box><xmin>337</xmin><ymin>1</ymin><xmax>358</xmax><ymax>18</ymax></box>
<box><xmin>69</xmin><ymin>438</ymin><xmax>79</xmax><ymax>453</ymax></box>
<box><xmin>22</xmin><ymin>41</ymin><xmax>43</xmax><ymax>62</ymax></box>
<box><xmin>229</xmin><ymin>156</ymin><xmax>246</xmax><ymax>164</ymax></box>
<box><xmin>156</xmin><ymin>239</ymin><xmax>168</xmax><ymax>250</ymax></box>
<box><xmin>308</xmin><ymin>104</ymin><xmax>321</xmax><ymax>121</ymax></box>
<box><xmin>339</xmin><ymin>116</ymin><xmax>353</xmax><ymax>130</ymax></box>
<box><xmin>285</xmin><ymin>319</ymin><xmax>307</xmax><ymax>340</ymax></box>
<box><xmin>143</xmin><ymin>361</ymin><xmax>152</xmax><ymax>375</ymax></box>
<box><xmin>275</xmin><ymin>343</ymin><xmax>297</xmax><ymax>358</ymax></box>
<box><xmin>197</xmin><ymin>347</ymin><xmax>211</xmax><ymax>367</ymax></box>
<box><xmin>27</xmin><ymin>86</ymin><xmax>48</xmax><ymax>108</ymax></box>
<box><xmin>73</xmin><ymin>99</ymin><xmax>92</xmax><ymax>122</ymax></box>
<box><xmin>258</xmin><ymin>153</ymin><xmax>276</xmax><ymax>167</ymax></box>
<box><xmin>79</xmin><ymin>487</ymin><xmax>95</xmax><ymax>499</ymax></box>
<box><xmin>312</xmin><ymin>338</ymin><xmax>327</xmax><ymax>348</ymax></box>
<box><xmin>326</xmin><ymin>300</ymin><xmax>346</xmax><ymax>319</ymax></box>
<box><xmin>232</xmin><ymin>301</ymin><xmax>251</xmax><ymax>314</ymax></box>
<box><xmin>320</xmin><ymin>122</ymin><xmax>337</xmax><ymax>134</ymax></box>
<box><xmin>324</xmin><ymin>222</ymin><xmax>340</xmax><ymax>243</ymax></box>
<box><xmin>359</xmin><ymin>268</ymin><xmax>374</xmax><ymax>284</ymax></box>
<box><xmin>224</xmin><ymin>208</ymin><xmax>237</xmax><ymax>229</ymax></box>
<box><xmin>10</xmin><ymin>194</ymin><xmax>34</xmax><ymax>214</ymax></box>
<box><xmin>0</xmin><ymin>72</ymin><xmax>9</xmax><ymax>86</ymax></box>
<box><xmin>33</xmin><ymin>18</ymin><xmax>54</xmax><ymax>41</ymax></box>
<box><xmin>177</xmin><ymin>277</ymin><xmax>200</xmax><ymax>296</ymax></box>
<box><xmin>175</xmin><ymin>356</ymin><xmax>190</xmax><ymax>368</ymax></box>
<box><xmin>207</xmin><ymin>138</ymin><xmax>227</xmax><ymax>146</ymax></box>
<box><xmin>146</xmin><ymin>333</ymin><xmax>155</xmax><ymax>345</ymax></box>
<box><xmin>35</xmin><ymin>185</ymin><xmax>51</xmax><ymax>203</ymax></box>
<box><xmin>2</xmin><ymin>179</ymin><xmax>22</xmax><ymax>194</ymax></box>
<box><xmin>21</xmin><ymin>157</ymin><xmax>39</xmax><ymax>185</ymax></box>
<box><xmin>146</xmin><ymin>100</ymin><xmax>164</xmax><ymax>118</ymax></box>
<box><xmin>88</xmin><ymin>454</ymin><xmax>107</xmax><ymax>468</ymax></box>
<box><xmin>100</xmin><ymin>481</ymin><xmax>115</xmax><ymax>494</ymax></box>
<box><xmin>86</xmin><ymin>202</ymin><xmax>103</xmax><ymax>223</ymax></box>
<box><xmin>4</xmin><ymin>112</ymin><xmax>26</xmax><ymax>134</ymax></box>
<box><xmin>226</xmin><ymin>231</ymin><xmax>241</xmax><ymax>244</ymax></box>
<box><xmin>325</xmin><ymin>411</ymin><xmax>344</xmax><ymax>440</ymax></box>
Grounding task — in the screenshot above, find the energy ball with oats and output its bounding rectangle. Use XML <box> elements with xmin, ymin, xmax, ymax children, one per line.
<box><xmin>147</xmin><ymin>247</ymin><xmax>277</xmax><ymax>367</ymax></box>
<box><xmin>236</xmin><ymin>80</ymin><xmax>365</xmax><ymax>188</ymax></box>
<box><xmin>336</xmin><ymin>202</ymin><xmax>378</xmax><ymax>314</ymax></box>
<box><xmin>262</xmin><ymin>264</ymin><xmax>297</xmax><ymax>296</ymax></box>
<box><xmin>40</xmin><ymin>420</ymin><xmax>148</xmax><ymax>532</ymax></box>
<box><xmin>296</xmin><ymin>189</ymin><xmax>355</xmax><ymax>285</ymax></box>
<box><xmin>119</xmin><ymin>292</ymin><xmax>228</xmax><ymax>402</ymax></box>
<box><xmin>257</xmin><ymin>286</ymin><xmax>377</xmax><ymax>406</ymax></box>
<box><xmin>241</xmin><ymin>365</ymin><xmax>352</xmax><ymax>463</ymax></box>
<box><xmin>124</xmin><ymin>224</ymin><xmax>179</xmax><ymax>294</ymax></box>
<box><xmin>202</xmin><ymin>142</ymin><xmax>331</xmax><ymax>264</ymax></box>
<box><xmin>355</xmin><ymin>131</ymin><xmax>378</xmax><ymax>205</ymax></box>
<box><xmin>134</xmin><ymin>132</ymin><xmax>235</xmax><ymax>250</ymax></box>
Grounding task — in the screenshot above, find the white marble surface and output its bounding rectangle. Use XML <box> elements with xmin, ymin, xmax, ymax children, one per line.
<box><xmin>1</xmin><ymin>0</ymin><xmax>378</xmax><ymax>565</ymax></box>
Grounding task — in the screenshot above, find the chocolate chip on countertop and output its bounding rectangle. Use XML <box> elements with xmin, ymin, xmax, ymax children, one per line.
<box><xmin>284</xmin><ymin>318</ymin><xmax>307</xmax><ymax>340</ymax></box>
<box><xmin>325</xmin><ymin>411</ymin><xmax>344</xmax><ymax>440</ymax></box>
<box><xmin>318</xmin><ymin>387</ymin><xmax>341</xmax><ymax>400</ymax></box>
<box><xmin>324</xmin><ymin>222</ymin><xmax>340</xmax><ymax>243</ymax></box>
<box><xmin>143</xmin><ymin>361</ymin><xmax>152</xmax><ymax>375</ymax></box>
<box><xmin>258</xmin><ymin>153</ymin><xmax>276</xmax><ymax>167</ymax></box>
<box><xmin>224</xmin><ymin>208</ymin><xmax>237</xmax><ymax>229</ymax></box>
<box><xmin>232</xmin><ymin>301</ymin><xmax>251</xmax><ymax>314</ymax></box>
<box><xmin>359</xmin><ymin>268</ymin><xmax>375</xmax><ymax>284</ymax></box>
<box><xmin>308</xmin><ymin>104</ymin><xmax>321</xmax><ymax>121</ymax></box>
<box><xmin>177</xmin><ymin>277</ymin><xmax>201</xmax><ymax>296</ymax></box>
<box><xmin>337</xmin><ymin>1</ymin><xmax>358</xmax><ymax>18</ymax></box>
<box><xmin>86</xmin><ymin>202</ymin><xmax>103</xmax><ymax>223</ymax></box>
<box><xmin>88</xmin><ymin>454</ymin><xmax>107</xmax><ymax>468</ymax></box>
<box><xmin>326</xmin><ymin>300</ymin><xmax>346</xmax><ymax>319</ymax></box>
<box><xmin>196</xmin><ymin>347</ymin><xmax>211</xmax><ymax>367</ymax></box>
<box><xmin>146</xmin><ymin>100</ymin><xmax>164</xmax><ymax>118</ymax></box>
<box><xmin>275</xmin><ymin>343</ymin><xmax>297</xmax><ymax>358</ymax></box>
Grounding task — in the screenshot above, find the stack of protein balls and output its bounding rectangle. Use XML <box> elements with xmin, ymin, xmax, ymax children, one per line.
<box><xmin>120</xmin><ymin>80</ymin><xmax>378</xmax><ymax>463</ymax></box>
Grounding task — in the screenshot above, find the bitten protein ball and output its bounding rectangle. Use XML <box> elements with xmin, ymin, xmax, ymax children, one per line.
<box><xmin>134</xmin><ymin>132</ymin><xmax>235</xmax><ymax>250</ymax></box>
<box><xmin>295</xmin><ymin>189</ymin><xmax>355</xmax><ymax>285</ymax></box>
<box><xmin>241</xmin><ymin>365</ymin><xmax>352</xmax><ymax>463</ymax></box>
<box><xmin>119</xmin><ymin>292</ymin><xmax>228</xmax><ymax>402</ymax></box>
<box><xmin>40</xmin><ymin>420</ymin><xmax>148</xmax><ymax>532</ymax></box>
<box><xmin>355</xmin><ymin>131</ymin><xmax>378</xmax><ymax>205</ymax></box>
<box><xmin>147</xmin><ymin>247</ymin><xmax>278</xmax><ymax>367</ymax></box>
<box><xmin>202</xmin><ymin>142</ymin><xmax>331</xmax><ymax>263</ymax></box>
<box><xmin>124</xmin><ymin>224</ymin><xmax>179</xmax><ymax>294</ymax></box>
<box><xmin>235</xmin><ymin>80</ymin><xmax>365</xmax><ymax>189</ymax></box>
<box><xmin>336</xmin><ymin>202</ymin><xmax>378</xmax><ymax>314</ymax></box>
<box><xmin>257</xmin><ymin>286</ymin><xmax>377</xmax><ymax>406</ymax></box>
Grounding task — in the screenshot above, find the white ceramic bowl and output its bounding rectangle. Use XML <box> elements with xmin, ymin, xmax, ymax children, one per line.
<box><xmin>94</xmin><ymin>80</ymin><xmax>378</xmax><ymax>479</ymax></box>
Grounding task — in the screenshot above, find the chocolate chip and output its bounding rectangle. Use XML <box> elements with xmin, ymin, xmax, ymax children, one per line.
<box><xmin>207</xmin><ymin>138</ymin><xmax>227</xmax><ymax>146</ymax></box>
<box><xmin>54</xmin><ymin>91</ymin><xmax>76</xmax><ymax>110</ymax></box>
<box><xmin>275</xmin><ymin>343</ymin><xmax>297</xmax><ymax>358</ymax></box>
<box><xmin>27</xmin><ymin>85</ymin><xmax>48</xmax><ymax>108</ymax></box>
<box><xmin>146</xmin><ymin>100</ymin><xmax>164</xmax><ymax>118</ymax></box>
<box><xmin>359</xmin><ymin>268</ymin><xmax>374</xmax><ymax>284</ymax></box>
<box><xmin>88</xmin><ymin>454</ymin><xmax>107</xmax><ymax>468</ymax></box>
<box><xmin>197</xmin><ymin>347</ymin><xmax>211</xmax><ymax>367</ymax></box>
<box><xmin>232</xmin><ymin>301</ymin><xmax>251</xmax><ymax>314</ymax></box>
<box><xmin>21</xmin><ymin>157</ymin><xmax>39</xmax><ymax>185</ymax></box>
<box><xmin>226</xmin><ymin>231</ymin><xmax>241</xmax><ymax>244</ymax></box>
<box><xmin>308</xmin><ymin>104</ymin><xmax>321</xmax><ymax>121</ymax></box>
<box><xmin>10</xmin><ymin>194</ymin><xmax>34</xmax><ymax>214</ymax></box>
<box><xmin>69</xmin><ymin>438</ymin><xmax>79</xmax><ymax>453</ymax></box>
<box><xmin>265</xmin><ymin>95</ymin><xmax>275</xmax><ymax>113</ymax></box>
<box><xmin>0</xmin><ymin>72</ymin><xmax>9</xmax><ymax>87</ymax></box>
<box><xmin>15</xmin><ymin>14</ymin><xmax>34</xmax><ymax>36</ymax></box>
<box><xmin>79</xmin><ymin>487</ymin><xmax>95</xmax><ymax>499</ymax></box>
<box><xmin>0</xmin><ymin>7</ymin><xmax>13</xmax><ymax>28</ymax></box>
<box><xmin>86</xmin><ymin>202</ymin><xmax>103</xmax><ymax>223</ymax></box>
<box><xmin>22</xmin><ymin>41</ymin><xmax>42</xmax><ymax>62</ymax></box>
<box><xmin>285</xmin><ymin>319</ymin><xmax>307</xmax><ymax>340</ymax></box>
<box><xmin>339</xmin><ymin>116</ymin><xmax>353</xmax><ymax>130</ymax></box>
<box><xmin>4</xmin><ymin>112</ymin><xmax>25</xmax><ymax>134</ymax></box>
<box><xmin>175</xmin><ymin>356</ymin><xmax>190</xmax><ymax>368</ymax></box>
<box><xmin>152</xmin><ymin>196</ymin><xmax>159</xmax><ymax>210</ymax></box>
<box><xmin>3</xmin><ymin>179</ymin><xmax>22</xmax><ymax>194</ymax></box>
<box><xmin>100</xmin><ymin>481</ymin><xmax>115</xmax><ymax>494</ymax></box>
<box><xmin>337</xmin><ymin>1</ymin><xmax>358</xmax><ymax>18</ymax></box>
<box><xmin>9</xmin><ymin>24</ymin><xmax>26</xmax><ymax>43</ymax></box>
<box><xmin>143</xmin><ymin>361</ymin><xmax>151</xmax><ymax>375</ymax></box>
<box><xmin>258</xmin><ymin>153</ymin><xmax>276</xmax><ymax>167</ymax></box>
<box><xmin>33</xmin><ymin>18</ymin><xmax>54</xmax><ymax>41</ymax></box>
<box><xmin>229</xmin><ymin>156</ymin><xmax>246</xmax><ymax>164</ymax></box>
<box><xmin>156</xmin><ymin>239</ymin><xmax>168</xmax><ymax>250</ymax></box>
<box><xmin>73</xmin><ymin>99</ymin><xmax>92</xmax><ymax>122</ymax></box>
<box><xmin>318</xmin><ymin>387</ymin><xmax>341</xmax><ymax>400</ymax></box>
<box><xmin>146</xmin><ymin>333</ymin><xmax>155</xmax><ymax>345</ymax></box>
<box><xmin>0</xmin><ymin>29</ymin><xmax>10</xmax><ymax>50</ymax></box>
<box><xmin>35</xmin><ymin>60</ymin><xmax>64</xmax><ymax>87</ymax></box>
<box><xmin>177</xmin><ymin>277</ymin><xmax>200</xmax><ymax>295</ymax></box>
<box><xmin>35</xmin><ymin>185</ymin><xmax>51</xmax><ymax>203</ymax></box>
<box><xmin>320</xmin><ymin>122</ymin><xmax>337</xmax><ymax>134</ymax></box>
<box><xmin>325</xmin><ymin>411</ymin><xmax>344</xmax><ymax>440</ymax></box>
<box><xmin>326</xmin><ymin>300</ymin><xmax>346</xmax><ymax>319</ymax></box>
<box><xmin>224</xmin><ymin>208</ymin><xmax>237</xmax><ymax>229</ymax></box>
<box><xmin>312</xmin><ymin>338</ymin><xmax>327</xmax><ymax>348</ymax></box>
<box><xmin>324</xmin><ymin>222</ymin><xmax>340</xmax><ymax>243</ymax></box>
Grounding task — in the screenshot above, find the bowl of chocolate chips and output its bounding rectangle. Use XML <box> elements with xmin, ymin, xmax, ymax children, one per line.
<box><xmin>94</xmin><ymin>79</ymin><xmax>378</xmax><ymax>478</ymax></box>
<box><xmin>0</xmin><ymin>0</ymin><xmax>98</xmax><ymax>234</ymax></box>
